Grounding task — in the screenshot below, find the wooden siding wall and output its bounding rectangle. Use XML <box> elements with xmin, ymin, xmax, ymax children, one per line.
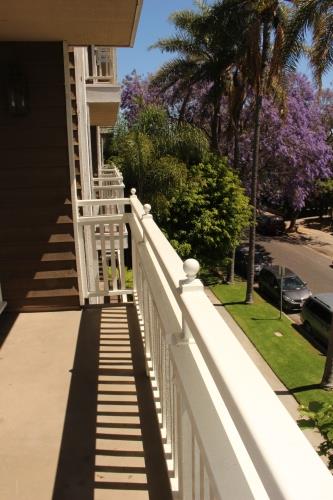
<box><xmin>0</xmin><ymin>42</ymin><xmax>79</xmax><ymax>311</ymax></box>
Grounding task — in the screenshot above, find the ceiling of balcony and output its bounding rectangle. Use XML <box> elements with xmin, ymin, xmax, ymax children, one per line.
<box><xmin>0</xmin><ymin>0</ymin><xmax>142</xmax><ymax>46</ymax></box>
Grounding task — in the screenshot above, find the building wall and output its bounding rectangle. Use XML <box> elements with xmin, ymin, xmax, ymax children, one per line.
<box><xmin>0</xmin><ymin>42</ymin><xmax>80</xmax><ymax>311</ymax></box>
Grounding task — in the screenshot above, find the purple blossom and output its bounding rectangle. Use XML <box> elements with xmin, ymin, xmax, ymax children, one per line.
<box><xmin>120</xmin><ymin>71</ymin><xmax>333</xmax><ymax>212</ymax></box>
<box><xmin>238</xmin><ymin>74</ymin><xmax>333</xmax><ymax>211</ymax></box>
<box><xmin>120</xmin><ymin>70</ymin><xmax>162</xmax><ymax>126</ymax></box>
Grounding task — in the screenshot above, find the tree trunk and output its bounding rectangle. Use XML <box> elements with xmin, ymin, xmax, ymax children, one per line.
<box><xmin>288</xmin><ymin>215</ymin><xmax>298</xmax><ymax>232</ymax></box>
<box><xmin>227</xmin><ymin>247</ymin><xmax>236</xmax><ymax>284</ymax></box>
<box><xmin>233</xmin><ymin>121</ymin><xmax>240</xmax><ymax>173</ymax></box>
<box><xmin>321</xmin><ymin>318</ymin><xmax>333</xmax><ymax>390</ymax></box>
<box><xmin>245</xmin><ymin>92</ymin><xmax>262</xmax><ymax>303</ymax></box>
<box><xmin>178</xmin><ymin>88</ymin><xmax>192</xmax><ymax>124</ymax></box>
<box><xmin>246</xmin><ymin>20</ymin><xmax>270</xmax><ymax>304</ymax></box>
<box><xmin>211</xmin><ymin>98</ymin><xmax>221</xmax><ymax>153</ymax></box>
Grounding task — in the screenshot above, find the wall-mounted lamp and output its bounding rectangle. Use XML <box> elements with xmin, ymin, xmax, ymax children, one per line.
<box><xmin>6</xmin><ymin>65</ymin><xmax>29</xmax><ymax>116</ymax></box>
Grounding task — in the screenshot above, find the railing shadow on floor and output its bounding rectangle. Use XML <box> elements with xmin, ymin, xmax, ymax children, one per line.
<box><xmin>52</xmin><ymin>303</ymin><xmax>172</xmax><ymax>500</ymax></box>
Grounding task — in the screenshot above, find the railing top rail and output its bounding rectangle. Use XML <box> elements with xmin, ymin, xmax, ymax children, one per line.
<box><xmin>92</xmin><ymin>184</ymin><xmax>125</xmax><ymax>190</ymax></box>
<box><xmin>130</xmin><ymin>194</ymin><xmax>185</xmax><ymax>295</ymax></box>
<box><xmin>179</xmin><ymin>289</ymin><xmax>333</xmax><ymax>499</ymax></box>
<box><xmin>93</xmin><ymin>176</ymin><xmax>123</xmax><ymax>181</ymax></box>
<box><xmin>78</xmin><ymin>214</ymin><xmax>126</xmax><ymax>224</ymax></box>
<box><xmin>78</xmin><ymin>197</ymin><xmax>130</xmax><ymax>207</ymax></box>
<box><xmin>86</xmin><ymin>75</ymin><xmax>115</xmax><ymax>79</ymax></box>
<box><xmin>85</xmin><ymin>78</ymin><xmax>118</xmax><ymax>86</ymax></box>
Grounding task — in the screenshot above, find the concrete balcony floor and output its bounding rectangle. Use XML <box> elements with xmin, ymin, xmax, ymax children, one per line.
<box><xmin>0</xmin><ymin>305</ymin><xmax>171</xmax><ymax>500</ymax></box>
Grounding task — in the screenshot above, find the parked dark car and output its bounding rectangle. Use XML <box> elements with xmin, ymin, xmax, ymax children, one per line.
<box><xmin>256</xmin><ymin>214</ymin><xmax>285</xmax><ymax>236</ymax></box>
<box><xmin>258</xmin><ymin>266</ymin><xmax>312</xmax><ymax>311</ymax></box>
<box><xmin>301</xmin><ymin>293</ymin><xmax>333</xmax><ymax>345</ymax></box>
<box><xmin>235</xmin><ymin>245</ymin><xmax>270</xmax><ymax>279</ymax></box>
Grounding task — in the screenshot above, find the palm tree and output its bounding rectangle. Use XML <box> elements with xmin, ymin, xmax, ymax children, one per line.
<box><xmin>284</xmin><ymin>0</ymin><xmax>333</xmax><ymax>87</ymax></box>
<box><xmin>150</xmin><ymin>1</ymin><xmax>252</xmax><ymax>153</ymax></box>
<box><xmin>151</xmin><ymin>1</ymin><xmax>289</xmax><ymax>293</ymax></box>
<box><xmin>225</xmin><ymin>0</ymin><xmax>288</xmax><ymax>303</ymax></box>
<box><xmin>174</xmin><ymin>1</ymin><xmax>288</xmax><ymax>299</ymax></box>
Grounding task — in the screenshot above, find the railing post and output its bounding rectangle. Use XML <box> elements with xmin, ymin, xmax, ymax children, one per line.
<box><xmin>130</xmin><ymin>188</ymin><xmax>138</xmax><ymax>292</ymax></box>
<box><xmin>179</xmin><ymin>259</ymin><xmax>203</xmax><ymax>342</ymax></box>
<box><xmin>142</xmin><ymin>203</ymin><xmax>153</xmax><ymax>238</ymax></box>
<box><xmin>141</xmin><ymin>203</ymin><xmax>154</xmax><ymax>377</ymax></box>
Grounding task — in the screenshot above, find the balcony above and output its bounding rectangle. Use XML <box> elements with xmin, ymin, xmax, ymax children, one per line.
<box><xmin>86</xmin><ymin>85</ymin><xmax>121</xmax><ymax>126</ymax></box>
<box><xmin>85</xmin><ymin>46</ymin><xmax>121</xmax><ymax>126</ymax></box>
<box><xmin>0</xmin><ymin>0</ymin><xmax>142</xmax><ymax>45</ymax></box>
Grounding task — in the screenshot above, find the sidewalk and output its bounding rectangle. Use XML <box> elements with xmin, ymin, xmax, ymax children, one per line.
<box><xmin>204</xmin><ymin>287</ymin><xmax>326</xmax><ymax>462</ymax></box>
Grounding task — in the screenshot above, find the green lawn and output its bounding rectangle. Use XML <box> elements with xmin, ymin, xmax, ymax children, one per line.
<box><xmin>211</xmin><ymin>282</ymin><xmax>333</xmax><ymax>408</ymax></box>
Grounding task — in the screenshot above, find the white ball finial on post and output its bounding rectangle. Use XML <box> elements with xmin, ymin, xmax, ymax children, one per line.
<box><xmin>130</xmin><ymin>188</ymin><xmax>137</xmax><ymax>196</ymax></box>
<box><xmin>183</xmin><ymin>258</ymin><xmax>200</xmax><ymax>283</ymax></box>
<box><xmin>143</xmin><ymin>203</ymin><xmax>151</xmax><ymax>215</ymax></box>
<box><xmin>142</xmin><ymin>203</ymin><xmax>153</xmax><ymax>221</ymax></box>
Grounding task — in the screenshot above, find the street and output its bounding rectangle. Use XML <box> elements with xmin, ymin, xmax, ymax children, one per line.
<box><xmin>257</xmin><ymin>235</ymin><xmax>333</xmax><ymax>294</ymax></box>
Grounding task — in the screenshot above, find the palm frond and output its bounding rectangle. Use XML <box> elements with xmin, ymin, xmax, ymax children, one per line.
<box><xmin>284</xmin><ymin>0</ymin><xmax>333</xmax><ymax>80</ymax></box>
<box><xmin>169</xmin><ymin>10</ymin><xmax>204</xmax><ymax>35</ymax></box>
<box><xmin>150</xmin><ymin>58</ymin><xmax>200</xmax><ymax>91</ymax></box>
<box><xmin>268</xmin><ymin>22</ymin><xmax>285</xmax><ymax>88</ymax></box>
<box><xmin>245</xmin><ymin>17</ymin><xmax>262</xmax><ymax>88</ymax></box>
<box><xmin>311</xmin><ymin>12</ymin><xmax>333</xmax><ymax>85</ymax></box>
<box><xmin>283</xmin><ymin>1</ymin><xmax>314</xmax><ymax>70</ymax></box>
<box><xmin>150</xmin><ymin>36</ymin><xmax>206</xmax><ymax>61</ymax></box>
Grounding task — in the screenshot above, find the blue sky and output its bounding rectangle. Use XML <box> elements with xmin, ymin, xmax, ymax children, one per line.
<box><xmin>118</xmin><ymin>0</ymin><xmax>333</xmax><ymax>88</ymax></box>
<box><xmin>118</xmin><ymin>0</ymin><xmax>196</xmax><ymax>80</ymax></box>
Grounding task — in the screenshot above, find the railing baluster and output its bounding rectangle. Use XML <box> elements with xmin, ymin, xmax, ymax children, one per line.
<box><xmin>118</xmin><ymin>220</ymin><xmax>126</xmax><ymax>302</ymax></box>
<box><xmin>165</xmin><ymin>342</ymin><xmax>172</xmax><ymax>453</ymax></box>
<box><xmin>199</xmin><ymin>453</ymin><xmax>205</xmax><ymax>500</ymax></box>
<box><xmin>109</xmin><ymin>222</ymin><xmax>117</xmax><ymax>292</ymax></box>
<box><xmin>99</xmin><ymin>223</ymin><xmax>109</xmax><ymax>294</ymax></box>
<box><xmin>92</xmin><ymin>224</ymin><xmax>100</xmax><ymax>300</ymax></box>
<box><xmin>173</xmin><ymin>383</ymin><xmax>180</xmax><ymax>493</ymax></box>
<box><xmin>183</xmin><ymin>403</ymin><xmax>193</xmax><ymax>500</ymax></box>
<box><xmin>203</xmin><ymin>466</ymin><xmax>210</xmax><ymax>500</ymax></box>
<box><xmin>142</xmin><ymin>278</ymin><xmax>151</xmax><ymax>376</ymax></box>
<box><xmin>158</xmin><ymin>321</ymin><xmax>164</xmax><ymax>433</ymax></box>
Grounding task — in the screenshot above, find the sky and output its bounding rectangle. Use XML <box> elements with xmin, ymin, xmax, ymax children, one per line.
<box><xmin>118</xmin><ymin>0</ymin><xmax>333</xmax><ymax>89</ymax></box>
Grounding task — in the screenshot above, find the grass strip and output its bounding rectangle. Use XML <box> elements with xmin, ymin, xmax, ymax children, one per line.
<box><xmin>211</xmin><ymin>282</ymin><xmax>333</xmax><ymax>408</ymax></box>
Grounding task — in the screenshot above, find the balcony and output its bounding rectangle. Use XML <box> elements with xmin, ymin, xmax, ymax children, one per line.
<box><xmin>85</xmin><ymin>47</ymin><xmax>121</xmax><ymax>127</ymax></box>
<box><xmin>0</xmin><ymin>0</ymin><xmax>143</xmax><ymax>45</ymax></box>
<box><xmin>1</xmin><ymin>167</ymin><xmax>333</xmax><ymax>499</ymax></box>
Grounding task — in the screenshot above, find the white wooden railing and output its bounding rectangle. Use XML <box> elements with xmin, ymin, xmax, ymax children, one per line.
<box><xmin>76</xmin><ymin>165</ymin><xmax>128</xmax><ymax>302</ymax></box>
<box><xmin>75</xmin><ymin>170</ymin><xmax>333</xmax><ymax>498</ymax></box>
<box><xmin>85</xmin><ymin>46</ymin><xmax>117</xmax><ymax>84</ymax></box>
<box><xmin>128</xmin><ymin>191</ymin><xmax>333</xmax><ymax>499</ymax></box>
<box><xmin>92</xmin><ymin>176</ymin><xmax>125</xmax><ymax>204</ymax></box>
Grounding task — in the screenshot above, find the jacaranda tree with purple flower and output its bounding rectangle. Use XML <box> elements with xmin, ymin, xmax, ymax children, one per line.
<box><xmin>237</xmin><ymin>74</ymin><xmax>333</xmax><ymax>227</ymax></box>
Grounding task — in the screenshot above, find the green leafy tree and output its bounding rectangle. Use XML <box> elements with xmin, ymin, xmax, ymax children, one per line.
<box><xmin>162</xmin><ymin>156</ymin><xmax>251</xmax><ymax>268</ymax></box>
<box><xmin>300</xmin><ymin>402</ymin><xmax>333</xmax><ymax>468</ymax></box>
<box><xmin>109</xmin><ymin>104</ymin><xmax>208</xmax><ymax>217</ymax></box>
<box><xmin>316</xmin><ymin>179</ymin><xmax>333</xmax><ymax>221</ymax></box>
<box><xmin>110</xmin><ymin>104</ymin><xmax>250</xmax><ymax>268</ymax></box>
